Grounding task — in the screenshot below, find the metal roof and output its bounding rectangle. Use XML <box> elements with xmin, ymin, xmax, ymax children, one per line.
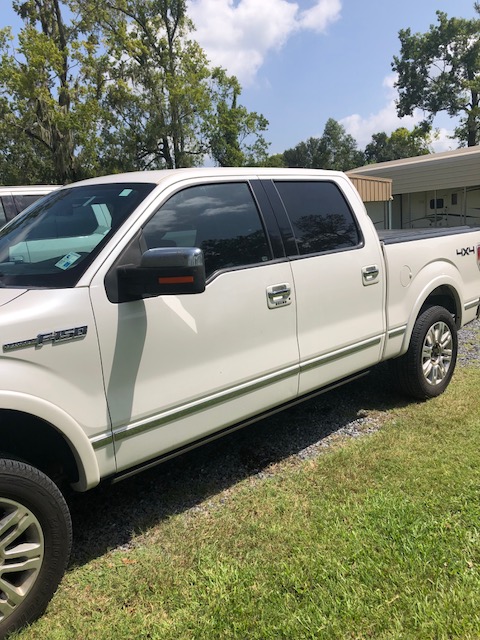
<box><xmin>347</xmin><ymin>174</ymin><xmax>392</xmax><ymax>202</ymax></box>
<box><xmin>348</xmin><ymin>146</ymin><xmax>480</xmax><ymax>194</ymax></box>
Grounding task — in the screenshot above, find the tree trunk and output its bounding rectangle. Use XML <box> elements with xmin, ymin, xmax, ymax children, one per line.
<box><xmin>468</xmin><ymin>90</ymin><xmax>479</xmax><ymax>147</ymax></box>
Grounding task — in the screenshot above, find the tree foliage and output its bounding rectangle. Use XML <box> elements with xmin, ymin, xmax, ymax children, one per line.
<box><xmin>207</xmin><ymin>69</ymin><xmax>269</xmax><ymax>167</ymax></box>
<box><xmin>283</xmin><ymin>118</ymin><xmax>364</xmax><ymax>171</ymax></box>
<box><xmin>262</xmin><ymin>153</ymin><xmax>286</xmax><ymax>168</ymax></box>
<box><xmin>0</xmin><ymin>0</ymin><xmax>108</xmax><ymax>183</ymax></box>
<box><xmin>84</xmin><ymin>0</ymin><xmax>213</xmax><ymax>171</ymax></box>
<box><xmin>364</xmin><ymin>125</ymin><xmax>432</xmax><ymax>164</ymax></box>
<box><xmin>283</xmin><ymin>136</ymin><xmax>323</xmax><ymax>169</ymax></box>
<box><xmin>392</xmin><ymin>10</ymin><xmax>480</xmax><ymax>147</ymax></box>
<box><xmin>0</xmin><ymin>0</ymin><xmax>268</xmax><ymax>184</ymax></box>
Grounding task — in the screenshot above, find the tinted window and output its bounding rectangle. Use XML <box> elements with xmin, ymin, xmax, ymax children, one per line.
<box><xmin>143</xmin><ymin>183</ymin><xmax>272</xmax><ymax>277</ymax></box>
<box><xmin>1</xmin><ymin>196</ymin><xmax>16</xmax><ymax>222</ymax></box>
<box><xmin>274</xmin><ymin>181</ymin><xmax>360</xmax><ymax>255</ymax></box>
<box><xmin>13</xmin><ymin>194</ymin><xmax>43</xmax><ymax>214</ymax></box>
<box><xmin>0</xmin><ymin>199</ymin><xmax>6</xmax><ymax>227</ymax></box>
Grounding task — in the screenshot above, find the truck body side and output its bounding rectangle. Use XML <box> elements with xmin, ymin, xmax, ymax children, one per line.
<box><xmin>0</xmin><ymin>168</ymin><xmax>479</xmax><ymax>490</ymax></box>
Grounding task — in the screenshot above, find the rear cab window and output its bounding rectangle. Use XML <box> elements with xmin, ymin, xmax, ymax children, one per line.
<box><xmin>273</xmin><ymin>181</ymin><xmax>362</xmax><ymax>256</ymax></box>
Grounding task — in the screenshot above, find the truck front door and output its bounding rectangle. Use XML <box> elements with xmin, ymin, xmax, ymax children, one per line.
<box><xmin>90</xmin><ymin>179</ymin><xmax>300</xmax><ymax>473</ymax></box>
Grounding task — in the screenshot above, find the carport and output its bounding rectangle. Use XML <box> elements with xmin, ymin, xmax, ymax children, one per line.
<box><xmin>347</xmin><ymin>173</ymin><xmax>393</xmax><ymax>229</ymax></box>
<box><xmin>349</xmin><ymin>146</ymin><xmax>480</xmax><ymax>229</ymax></box>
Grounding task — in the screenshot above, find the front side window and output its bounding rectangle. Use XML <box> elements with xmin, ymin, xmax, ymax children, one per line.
<box><xmin>0</xmin><ymin>183</ymin><xmax>155</xmax><ymax>288</ymax></box>
<box><xmin>274</xmin><ymin>181</ymin><xmax>361</xmax><ymax>255</ymax></box>
<box><xmin>143</xmin><ymin>182</ymin><xmax>272</xmax><ymax>277</ymax></box>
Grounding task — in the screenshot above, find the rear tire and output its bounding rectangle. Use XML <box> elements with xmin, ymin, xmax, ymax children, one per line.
<box><xmin>392</xmin><ymin>305</ymin><xmax>457</xmax><ymax>400</ymax></box>
<box><xmin>0</xmin><ymin>458</ymin><xmax>72</xmax><ymax>639</ymax></box>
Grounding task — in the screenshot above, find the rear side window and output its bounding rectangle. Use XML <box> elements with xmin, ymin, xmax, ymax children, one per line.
<box><xmin>143</xmin><ymin>182</ymin><xmax>272</xmax><ymax>277</ymax></box>
<box><xmin>274</xmin><ymin>181</ymin><xmax>361</xmax><ymax>255</ymax></box>
<box><xmin>0</xmin><ymin>199</ymin><xmax>6</xmax><ymax>227</ymax></box>
<box><xmin>0</xmin><ymin>196</ymin><xmax>16</xmax><ymax>222</ymax></box>
<box><xmin>12</xmin><ymin>194</ymin><xmax>43</xmax><ymax>214</ymax></box>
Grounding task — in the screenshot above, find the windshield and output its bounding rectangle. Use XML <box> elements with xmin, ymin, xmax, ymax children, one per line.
<box><xmin>0</xmin><ymin>182</ymin><xmax>155</xmax><ymax>289</ymax></box>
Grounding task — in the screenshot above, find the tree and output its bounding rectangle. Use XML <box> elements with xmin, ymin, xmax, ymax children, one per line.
<box><xmin>208</xmin><ymin>69</ymin><xmax>269</xmax><ymax>167</ymax></box>
<box><xmin>261</xmin><ymin>153</ymin><xmax>286</xmax><ymax>168</ymax></box>
<box><xmin>0</xmin><ymin>0</ymin><xmax>268</xmax><ymax>184</ymax></box>
<box><xmin>320</xmin><ymin>118</ymin><xmax>365</xmax><ymax>170</ymax></box>
<box><xmin>78</xmin><ymin>0</ymin><xmax>269</xmax><ymax>170</ymax></box>
<box><xmin>283</xmin><ymin>119</ymin><xmax>364</xmax><ymax>170</ymax></box>
<box><xmin>83</xmin><ymin>0</ymin><xmax>212</xmax><ymax>170</ymax></box>
<box><xmin>0</xmin><ymin>0</ymin><xmax>109</xmax><ymax>184</ymax></box>
<box><xmin>0</xmin><ymin>120</ymin><xmax>57</xmax><ymax>184</ymax></box>
<box><xmin>364</xmin><ymin>125</ymin><xmax>433</xmax><ymax>163</ymax></box>
<box><xmin>283</xmin><ymin>136</ymin><xmax>324</xmax><ymax>169</ymax></box>
<box><xmin>392</xmin><ymin>10</ymin><xmax>480</xmax><ymax>147</ymax></box>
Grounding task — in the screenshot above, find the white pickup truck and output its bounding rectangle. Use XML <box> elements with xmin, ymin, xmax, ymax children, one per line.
<box><xmin>1</xmin><ymin>168</ymin><xmax>479</xmax><ymax>636</ymax></box>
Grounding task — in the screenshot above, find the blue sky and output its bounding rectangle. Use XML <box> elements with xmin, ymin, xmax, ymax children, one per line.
<box><xmin>2</xmin><ymin>0</ymin><xmax>479</xmax><ymax>156</ymax></box>
<box><xmin>188</xmin><ymin>0</ymin><xmax>478</xmax><ymax>154</ymax></box>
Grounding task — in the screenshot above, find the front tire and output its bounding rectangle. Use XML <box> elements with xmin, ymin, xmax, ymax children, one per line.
<box><xmin>0</xmin><ymin>458</ymin><xmax>72</xmax><ymax>639</ymax></box>
<box><xmin>393</xmin><ymin>305</ymin><xmax>458</xmax><ymax>400</ymax></box>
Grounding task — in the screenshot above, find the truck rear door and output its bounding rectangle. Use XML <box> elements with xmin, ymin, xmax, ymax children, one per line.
<box><xmin>261</xmin><ymin>177</ymin><xmax>386</xmax><ymax>396</ymax></box>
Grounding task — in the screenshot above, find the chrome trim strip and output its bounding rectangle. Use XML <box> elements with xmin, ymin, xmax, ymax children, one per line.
<box><xmin>110</xmin><ymin>370</ymin><xmax>371</xmax><ymax>485</ymax></box>
<box><xmin>299</xmin><ymin>335</ymin><xmax>383</xmax><ymax>373</ymax></box>
<box><xmin>388</xmin><ymin>325</ymin><xmax>407</xmax><ymax>339</ymax></box>
<box><xmin>113</xmin><ymin>364</ymin><xmax>299</xmax><ymax>443</ymax></box>
<box><xmin>90</xmin><ymin>433</ymin><xmax>114</xmax><ymax>450</ymax></box>
<box><xmin>94</xmin><ymin>334</ymin><xmax>385</xmax><ymax>448</ymax></box>
<box><xmin>464</xmin><ymin>298</ymin><xmax>480</xmax><ymax>311</ymax></box>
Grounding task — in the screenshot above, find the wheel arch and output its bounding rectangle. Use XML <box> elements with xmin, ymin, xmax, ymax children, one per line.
<box><xmin>0</xmin><ymin>392</ymin><xmax>100</xmax><ymax>491</ymax></box>
<box><xmin>401</xmin><ymin>281</ymin><xmax>462</xmax><ymax>355</ymax></box>
<box><xmin>420</xmin><ymin>284</ymin><xmax>462</xmax><ymax>327</ymax></box>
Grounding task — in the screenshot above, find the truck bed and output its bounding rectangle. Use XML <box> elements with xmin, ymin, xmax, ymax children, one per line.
<box><xmin>378</xmin><ymin>226</ymin><xmax>480</xmax><ymax>245</ymax></box>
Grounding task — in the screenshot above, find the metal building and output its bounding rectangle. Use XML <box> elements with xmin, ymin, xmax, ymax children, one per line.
<box><xmin>347</xmin><ymin>174</ymin><xmax>393</xmax><ymax>229</ymax></box>
<box><xmin>349</xmin><ymin>146</ymin><xmax>480</xmax><ymax>229</ymax></box>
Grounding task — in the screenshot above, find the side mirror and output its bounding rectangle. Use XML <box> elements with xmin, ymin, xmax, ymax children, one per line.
<box><xmin>119</xmin><ymin>247</ymin><xmax>206</xmax><ymax>298</ymax></box>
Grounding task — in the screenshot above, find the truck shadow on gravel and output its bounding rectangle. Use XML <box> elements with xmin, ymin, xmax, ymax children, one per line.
<box><xmin>68</xmin><ymin>363</ymin><xmax>411</xmax><ymax>567</ymax></box>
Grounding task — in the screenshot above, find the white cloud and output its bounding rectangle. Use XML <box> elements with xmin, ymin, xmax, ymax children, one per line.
<box><xmin>187</xmin><ymin>0</ymin><xmax>342</xmax><ymax>84</ymax></box>
<box><xmin>340</xmin><ymin>75</ymin><xmax>420</xmax><ymax>148</ymax></box>
<box><xmin>298</xmin><ymin>0</ymin><xmax>341</xmax><ymax>32</ymax></box>
<box><xmin>340</xmin><ymin>73</ymin><xmax>459</xmax><ymax>152</ymax></box>
<box><xmin>430</xmin><ymin>128</ymin><xmax>458</xmax><ymax>153</ymax></box>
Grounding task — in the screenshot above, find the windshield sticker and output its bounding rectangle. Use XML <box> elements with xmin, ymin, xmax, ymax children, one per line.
<box><xmin>119</xmin><ymin>189</ymin><xmax>133</xmax><ymax>197</ymax></box>
<box><xmin>55</xmin><ymin>252</ymin><xmax>81</xmax><ymax>270</ymax></box>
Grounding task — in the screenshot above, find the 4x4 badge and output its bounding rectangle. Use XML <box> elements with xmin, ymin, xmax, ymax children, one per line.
<box><xmin>456</xmin><ymin>247</ymin><xmax>475</xmax><ymax>257</ymax></box>
<box><xmin>3</xmin><ymin>326</ymin><xmax>88</xmax><ymax>352</ymax></box>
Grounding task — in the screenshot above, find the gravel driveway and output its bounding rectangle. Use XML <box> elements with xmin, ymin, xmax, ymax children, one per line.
<box><xmin>69</xmin><ymin>318</ymin><xmax>480</xmax><ymax>564</ymax></box>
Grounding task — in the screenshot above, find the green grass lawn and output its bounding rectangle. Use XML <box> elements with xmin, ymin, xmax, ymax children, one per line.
<box><xmin>16</xmin><ymin>367</ymin><xmax>480</xmax><ymax>639</ymax></box>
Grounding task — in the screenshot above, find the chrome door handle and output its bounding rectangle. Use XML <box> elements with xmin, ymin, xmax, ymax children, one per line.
<box><xmin>362</xmin><ymin>265</ymin><xmax>379</xmax><ymax>285</ymax></box>
<box><xmin>266</xmin><ymin>283</ymin><xmax>292</xmax><ymax>308</ymax></box>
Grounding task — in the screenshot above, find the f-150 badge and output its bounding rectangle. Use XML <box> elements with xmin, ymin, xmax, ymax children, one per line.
<box><xmin>3</xmin><ymin>326</ymin><xmax>88</xmax><ymax>352</ymax></box>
